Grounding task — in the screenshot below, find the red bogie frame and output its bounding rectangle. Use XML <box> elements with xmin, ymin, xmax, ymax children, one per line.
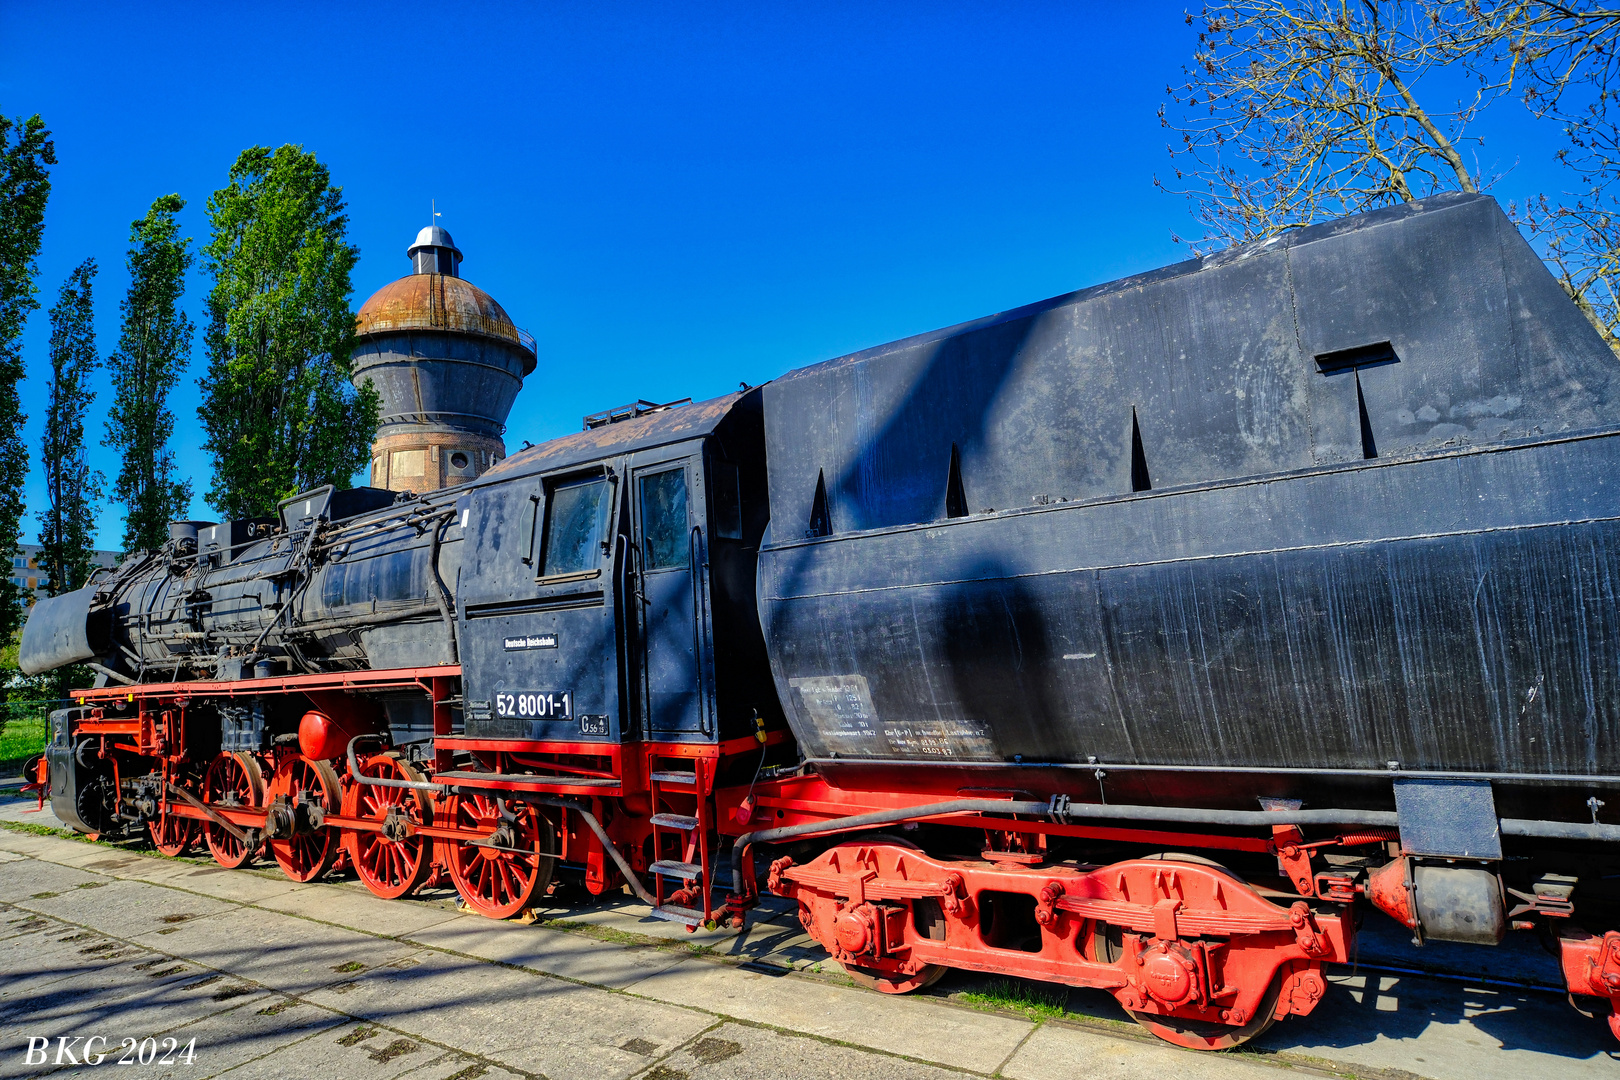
<box><xmin>60</xmin><ymin>665</ymin><xmax>1620</xmax><ymax>1052</ymax></box>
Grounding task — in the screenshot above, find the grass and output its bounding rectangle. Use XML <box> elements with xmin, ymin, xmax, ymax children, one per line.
<box><xmin>957</xmin><ymin>978</ymin><xmax>1072</xmax><ymax>1021</ymax></box>
<box><xmin>0</xmin><ymin>712</ymin><xmax>47</xmax><ymax>776</ymax></box>
<box><xmin>0</xmin><ymin>819</ymin><xmax>83</xmax><ymax>841</ymax></box>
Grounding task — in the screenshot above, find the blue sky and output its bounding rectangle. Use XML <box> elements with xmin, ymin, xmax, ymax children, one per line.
<box><xmin>0</xmin><ymin>1</ymin><xmax>1585</xmax><ymax>550</ymax></box>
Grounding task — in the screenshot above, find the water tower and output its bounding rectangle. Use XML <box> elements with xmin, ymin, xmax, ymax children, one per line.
<box><xmin>351</xmin><ymin>226</ymin><xmax>537</xmax><ymax>492</ymax></box>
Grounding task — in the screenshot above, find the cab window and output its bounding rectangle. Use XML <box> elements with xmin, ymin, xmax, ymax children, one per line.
<box><xmin>639</xmin><ymin>468</ymin><xmax>688</xmax><ymax>570</ymax></box>
<box><xmin>541</xmin><ymin>477</ymin><xmax>611</xmax><ymax>576</ymax></box>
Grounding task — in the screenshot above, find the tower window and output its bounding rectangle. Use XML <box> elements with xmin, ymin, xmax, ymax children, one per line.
<box><xmin>450</xmin><ymin>451</ymin><xmax>470</xmax><ymax>470</ymax></box>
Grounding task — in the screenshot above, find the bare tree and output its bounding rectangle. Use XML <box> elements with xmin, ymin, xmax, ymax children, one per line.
<box><xmin>1479</xmin><ymin>1</ymin><xmax>1620</xmax><ymax>346</ymax></box>
<box><xmin>1160</xmin><ymin>1</ymin><xmax>1512</xmax><ymax>251</ymax></box>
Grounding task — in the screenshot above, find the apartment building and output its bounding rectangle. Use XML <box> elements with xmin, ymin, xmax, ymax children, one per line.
<box><xmin>10</xmin><ymin>543</ymin><xmax>121</xmax><ymax>606</ymax></box>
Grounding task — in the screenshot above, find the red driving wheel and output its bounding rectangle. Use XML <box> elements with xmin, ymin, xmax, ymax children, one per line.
<box><xmin>203</xmin><ymin>752</ymin><xmax>264</xmax><ymax>869</ymax></box>
<box><xmin>149</xmin><ymin>804</ymin><xmax>200</xmax><ymax>858</ymax></box>
<box><xmin>445</xmin><ymin>791</ymin><xmax>555</xmax><ymax>919</ymax></box>
<box><xmin>267</xmin><ymin>755</ymin><xmax>343</xmax><ymax>883</ymax></box>
<box><xmin>342</xmin><ymin>754</ymin><xmax>434</xmax><ymax>900</ymax></box>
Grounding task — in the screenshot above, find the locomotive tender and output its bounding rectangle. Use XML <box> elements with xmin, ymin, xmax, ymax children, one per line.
<box><xmin>22</xmin><ymin>191</ymin><xmax>1620</xmax><ymax>1050</ymax></box>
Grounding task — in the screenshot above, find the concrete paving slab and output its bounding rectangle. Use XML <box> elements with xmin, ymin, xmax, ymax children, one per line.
<box><xmin>119</xmin><ymin>862</ymin><xmax>302</xmax><ymax>905</ymax></box>
<box><xmin>0</xmin><ymin>810</ymin><xmax>65</xmax><ymax>833</ymax></box>
<box><xmin>1259</xmin><ymin>971</ymin><xmax>1619</xmax><ymax>1080</ymax></box>
<box><xmin>16</xmin><ymin>878</ymin><xmax>236</xmax><ymax>936</ymax></box>
<box><xmin>645</xmin><ymin>1020</ymin><xmax>987</xmax><ymax>1080</ymax></box>
<box><xmin>3</xmin><ymin>836</ymin><xmax>1618</xmax><ymax>1080</ymax></box>
<box><xmin>0</xmin><ymin>950</ymin><xmax>250</xmax><ymax>1056</ymax></box>
<box><xmin>1001</xmin><ymin>1021</ymin><xmax>1284</xmax><ymax>1080</ymax></box>
<box><xmin>0</xmin><ymin>860</ymin><xmax>105</xmax><ymax>903</ymax></box>
<box><xmin>0</xmin><ymin>932</ymin><xmax>154</xmax><ymax>1006</ymax></box>
<box><xmin>405</xmin><ymin>916</ymin><xmax>696</xmax><ymax>989</ymax></box>
<box><xmin>535</xmin><ymin>893</ymin><xmax>744</xmax><ymax>945</ymax></box>
<box><xmin>209</xmin><ymin>1018</ymin><xmax>526</xmax><ymax>1080</ymax></box>
<box><xmin>254</xmin><ymin>882</ymin><xmax>465</xmax><ymax>939</ymax></box>
<box><xmin>631</xmin><ymin>956</ymin><xmax>1034</xmax><ymax>1074</ymax></box>
<box><xmin>301</xmin><ymin>948</ymin><xmax>712</xmax><ymax>1080</ymax></box>
<box><xmin>124</xmin><ymin>906</ymin><xmax>424</xmax><ymax>997</ymax></box>
<box><xmin>134</xmin><ymin>996</ymin><xmax>349</xmax><ymax>1080</ymax></box>
<box><xmin>0</xmin><ymin>835</ymin><xmax>75</xmax><ymax>865</ymax></box>
<box><xmin>716</xmin><ymin>916</ymin><xmax>826</xmax><ymax>970</ymax></box>
<box><xmin>1</xmin><ymin>991</ymin><xmax>342</xmax><ymax>1080</ymax></box>
<box><xmin>47</xmin><ymin>849</ymin><xmax>152</xmax><ymax>873</ymax></box>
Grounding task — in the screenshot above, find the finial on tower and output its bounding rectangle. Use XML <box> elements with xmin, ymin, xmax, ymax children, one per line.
<box><xmin>408</xmin><ymin>214</ymin><xmax>462</xmax><ymax>277</ymax></box>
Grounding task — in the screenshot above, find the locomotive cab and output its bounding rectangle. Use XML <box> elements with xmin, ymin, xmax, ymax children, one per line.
<box><xmin>453</xmin><ymin>390</ymin><xmax>774</xmax><ymax>748</ymax></box>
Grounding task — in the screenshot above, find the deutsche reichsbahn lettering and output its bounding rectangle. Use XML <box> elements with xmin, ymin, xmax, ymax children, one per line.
<box><xmin>502</xmin><ymin>635</ymin><xmax>558</xmax><ymax>651</ymax></box>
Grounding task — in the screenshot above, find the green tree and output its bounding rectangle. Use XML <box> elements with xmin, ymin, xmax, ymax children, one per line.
<box><xmin>107</xmin><ymin>194</ymin><xmax>193</xmax><ymax>553</ymax></box>
<box><xmin>40</xmin><ymin>258</ymin><xmax>101</xmax><ymax>599</ymax></box>
<box><xmin>198</xmin><ymin>145</ymin><xmax>378</xmax><ymax>518</ymax></box>
<box><xmin>0</xmin><ymin>112</ymin><xmax>54</xmax><ymax>644</ymax></box>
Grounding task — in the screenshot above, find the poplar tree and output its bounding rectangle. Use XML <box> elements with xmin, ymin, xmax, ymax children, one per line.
<box><xmin>106</xmin><ymin>194</ymin><xmax>193</xmax><ymax>553</ymax></box>
<box><xmin>198</xmin><ymin>145</ymin><xmax>378</xmax><ymax>518</ymax></box>
<box><xmin>40</xmin><ymin>258</ymin><xmax>101</xmax><ymax>600</ymax></box>
<box><xmin>0</xmin><ymin>111</ymin><xmax>53</xmax><ymax>641</ymax></box>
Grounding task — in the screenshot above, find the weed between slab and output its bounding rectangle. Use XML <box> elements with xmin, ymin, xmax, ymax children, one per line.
<box><xmin>367</xmin><ymin>1038</ymin><xmax>420</xmax><ymax>1064</ymax></box>
<box><xmin>957</xmin><ymin>978</ymin><xmax>1070</xmax><ymax>1021</ymax></box>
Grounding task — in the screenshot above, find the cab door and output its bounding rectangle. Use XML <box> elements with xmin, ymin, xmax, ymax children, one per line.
<box><xmin>633</xmin><ymin>456</ymin><xmax>713</xmax><ymax>738</ymax></box>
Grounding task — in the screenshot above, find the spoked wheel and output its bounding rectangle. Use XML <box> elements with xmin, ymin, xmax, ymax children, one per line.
<box><xmin>267</xmin><ymin>755</ymin><xmax>343</xmax><ymax>883</ymax></box>
<box><xmin>204</xmin><ymin>752</ymin><xmax>265</xmax><ymax>869</ymax></box>
<box><xmin>1126</xmin><ymin>973</ymin><xmax>1282</xmax><ymax>1050</ymax></box>
<box><xmin>148</xmin><ymin>805</ymin><xmax>200</xmax><ymax>857</ymax></box>
<box><xmin>342</xmin><ymin>754</ymin><xmax>434</xmax><ymax>900</ymax></box>
<box><xmin>445</xmin><ymin>791</ymin><xmax>556</xmax><ymax>919</ymax></box>
<box><xmin>843</xmin><ymin>963</ymin><xmax>949</xmax><ymax>994</ymax></box>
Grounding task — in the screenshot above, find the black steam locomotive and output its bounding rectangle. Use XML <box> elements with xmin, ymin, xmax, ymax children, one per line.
<box><xmin>22</xmin><ymin>192</ymin><xmax>1620</xmax><ymax>1050</ymax></box>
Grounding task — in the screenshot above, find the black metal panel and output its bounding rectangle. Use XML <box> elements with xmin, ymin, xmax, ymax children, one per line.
<box><xmin>763</xmin><ymin>194</ymin><xmax>1616</xmax><ymax>541</ymax></box>
<box><xmin>18</xmin><ymin>585</ymin><xmax>103</xmax><ymax>675</ymax></box>
<box><xmin>758</xmin><ymin>193</ymin><xmax>1620</xmax><ymax>787</ymax></box>
<box><xmin>1395</xmin><ymin>778</ymin><xmax>1503</xmax><ymax>859</ymax></box>
<box><xmin>761</xmin><ymin>430</ymin><xmax>1620</xmax><ymax>778</ymax></box>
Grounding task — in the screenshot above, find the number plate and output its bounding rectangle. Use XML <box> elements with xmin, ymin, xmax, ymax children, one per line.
<box><xmin>579</xmin><ymin>714</ymin><xmax>609</xmax><ymax>736</ymax></box>
<box><xmin>494</xmin><ymin>691</ymin><xmax>573</xmax><ymax>720</ymax></box>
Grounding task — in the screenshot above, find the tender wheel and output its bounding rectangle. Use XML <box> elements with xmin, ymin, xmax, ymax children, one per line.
<box><xmin>445</xmin><ymin>792</ymin><xmax>556</xmax><ymax>919</ymax></box>
<box><xmin>842</xmin><ymin>963</ymin><xmax>948</xmax><ymax>994</ymax></box>
<box><xmin>204</xmin><ymin>752</ymin><xmax>264</xmax><ymax>869</ymax></box>
<box><xmin>1125</xmin><ymin>973</ymin><xmax>1283</xmax><ymax>1051</ymax></box>
<box><xmin>148</xmin><ymin>807</ymin><xmax>199</xmax><ymax>858</ymax></box>
<box><xmin>342</xmin><ymin>754</ymin><xmax>434</xmax><ymax>900</ymax></box>
<box><xmin>267</xmin><ymin>755</ymin><xmax>343</xmax><ymax>883</ymax></box>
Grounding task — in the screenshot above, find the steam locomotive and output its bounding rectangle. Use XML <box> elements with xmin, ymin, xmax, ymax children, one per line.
<box><xmin>23</xmin><ymin>192</ymin><xmax>1620</xmax><ymax>1050</ymax></box>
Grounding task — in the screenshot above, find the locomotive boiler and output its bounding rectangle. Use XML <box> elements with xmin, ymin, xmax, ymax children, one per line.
<box><xmin>22</xmin><ymin>191</ymin><xmax>1620</xmax><ymax>1051</ymax></box>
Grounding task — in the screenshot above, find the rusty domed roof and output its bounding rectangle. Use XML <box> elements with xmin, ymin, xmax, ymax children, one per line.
<box><xmin>355</xmin><ymin>274</ymin><xmax>536</xmax><ymax>372</ymax></box>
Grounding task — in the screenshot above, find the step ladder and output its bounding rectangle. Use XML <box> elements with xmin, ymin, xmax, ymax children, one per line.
<box><xmin>647</xmin><ymin>757</ymin><xmax>715</xmax><ymax>927</ymax></box>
